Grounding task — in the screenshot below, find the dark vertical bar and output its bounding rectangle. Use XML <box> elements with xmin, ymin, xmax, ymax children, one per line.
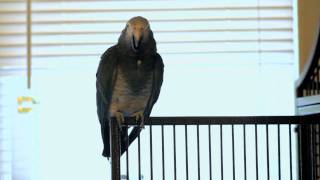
<box><xmin>138</xmin><ymin>133</ymin><xmax>141</xmax><ymax>180</ymax></box>
<box><xmin>173</xmin><ymin>125</ymin><xmax>177</xmax><ymax>180</ymax></box>
<box><xmin>311</xmin><ymin>76</ymin><xmax>315</xmax><ymax>95</ymax></box>
<box><xmin>300</xmin><ymin>124</ymin><xmax>313</xmax><ymax>180</ymax></box>
<box><xmin>314</xmin><ymin>67</ymin><xmax>319</xmax><ymax>94</ymax></box>
<box><xmin>255</xmin><ymin>124</ymin><xmax>259</xmax><ymax>180</ymax></box>
<box><xmin>297</xmin><ymin>126</ymin><xmax>302</xmax><ymax>180</ymax></box>
<box><xmin>185</xmin><ymin>125</ymin><xmax>189</xmax><ymax>180</ymax></box>
<box><xmin>266</xmin><ymin>125</ymin><xmax>270</xmax><ymax>180</ymax></box>
<box><xmin>315</xmin><ymin>124</ymin><xmax>318</xmax><ymax>180</ymax></box>
<box><xmin>289</xmin><ymin>124</ymin><xmax>292</xmax><ymax>180</ymax></box>
<box><xmin>220</xmin><ymin>125</ymin><xmax>224</xmax><ymax>180</ymax></box>
<box><xmin>208</xmin><ymin>125</ymin><xmax>212</xmax><ymax>180</ymax></box>
<box><xmin>110</xmin><ymin>118</ymin><xmax>121</xmax><ymax>180</ymax></box>
<box><xmin>316</xmin><ymin>125</ymin><xmax>319</xmax><ymax>179</ymax></box>
<box><xmin>126</xmin><ymin>122</ymin><xmax>129</xmax><ymax>180</ymax></box>
<box><xmin>317</xmin><ymin>125</ymin><xmax>320</xmax><ymax>179</ymax></box>
<box><xmin>162</xmin><ymin>123</ymin><xmax>165</xmax><ymax>180</ymax></box>
<box><xmin>232</xmin><ymin>125</ymin><xmax>235</xmax><ymax>180</ymax></box>
<box><xmin>26</xmin><ymin>0</ymin><xmax>32</xmax><ymax>89</ymax></box>
<box><xmin>243</xmin><ymin>125</ymin><xmax>247</xmax><ymax>180</ymax></box>
<box><xmin>312</xmin><ymin>125</ymin><xmax>315</xmax><ymax>180</ymax></box>
<box><xmin>278</xmin><ymin>124</ymin><xmax>281</xmax><ymax>180</ymax></box>
<box><xmin>318</xmin><ymin>68</ymin><xmax>320</xmax><ymax>94</ymax></box>
<box><xmin>307</xmin><ymin>83</ymin><xmax>311</xmax><ymax>96</ymax></box>
<box><xmin>197</xmin><ymin>124</ymin><xmax>200</xmax><ymax>180</ymax></box>
<box><xmin>312</xmin><ymin>124</ymin><xmax>316</xmax><ymax>180</ymax></box>
<box><xmin>316</xmin><ymin>125</ymin><xmax>318</xmax><ymax>179</ymax></box>
<box><xmin>311</xmin><ymin>125</ymin><xmax>317</xmax><ymax>179</ymax></box>
<box><xmin>149</xmin><ymin>120</ymin><xmax>153</xmax><ymax>180</ymax></box>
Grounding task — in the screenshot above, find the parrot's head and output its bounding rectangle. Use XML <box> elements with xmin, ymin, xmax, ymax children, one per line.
<box><xmin>125</xmin><ymin>16</ymin><xmax>150</xmax><ymax>52</ymax></box>
<box><xmin>119</xmin><ymin>16</ymin><xmax>156</xmax><ymax>56</ymax></box>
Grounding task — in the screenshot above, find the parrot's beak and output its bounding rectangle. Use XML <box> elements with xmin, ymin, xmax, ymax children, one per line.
<box><xmin>132</xmin><ymin>32</ymin><xmax>143</xmax><ymax>51</ymax></box>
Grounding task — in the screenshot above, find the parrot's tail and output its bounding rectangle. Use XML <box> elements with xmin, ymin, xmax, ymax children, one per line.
<box><xmin>121</xmin><ymin>126</ymin><xmax>142</xmax><ymax>155</ymax></box>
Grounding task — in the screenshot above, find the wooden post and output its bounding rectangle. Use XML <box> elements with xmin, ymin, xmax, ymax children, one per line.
<box><xmin>110</xmin><ymin>118</ymin><xmax>121</xmax><ymax>180</ymax></box>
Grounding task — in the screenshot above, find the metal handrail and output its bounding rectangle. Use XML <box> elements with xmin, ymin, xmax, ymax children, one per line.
<box><xmin>110</xmin><ymin>113</ymin><xmax>320</xmax><ymax>180</ymax></box>
<box><xmin>122</xmin><ymin>114</ymin><xmax>320</xmax><ymax>125</ymax></box>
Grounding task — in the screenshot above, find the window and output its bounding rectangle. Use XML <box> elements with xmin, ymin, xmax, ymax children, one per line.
<box><xmin>1</xmin><ymin>0</ymin><xmax>298</xmax><ymax>115</ymax></box>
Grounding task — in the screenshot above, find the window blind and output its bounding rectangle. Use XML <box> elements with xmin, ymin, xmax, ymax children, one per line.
<box><xmin>0</xmin><ymin>0</ymin><xmax>295</xmax><ymax>69</ymax></box>
<box><xmin>0</xmin><ymin>0</ymin><xmax>27</xmax><ymax>70</ymax></box>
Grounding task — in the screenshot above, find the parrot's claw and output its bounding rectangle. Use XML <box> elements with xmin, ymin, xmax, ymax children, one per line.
<box><xmin>115</xmin><ymin>111</ymin><xmax>125</xmax><ymax>128</ymax></box>
<box><xmin>132</xmin><ymin>111</ymin><xmax>145</xmax><ymax>128</ymax></box>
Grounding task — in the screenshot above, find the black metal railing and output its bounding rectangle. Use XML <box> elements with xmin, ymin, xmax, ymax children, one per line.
<box><xmin>109</xmin><ymin>114</ymin><xmax>320</xmax><ymax>180</ymax></box>
<box><xmin>295</xmin><ymin>20</ymin><xmax>320</xmax><ymax>180</ymax></box>
<box><xmin>296</xmin><ymin>20</ymin><xmax>320</xmax><ymax>97</ymax></box>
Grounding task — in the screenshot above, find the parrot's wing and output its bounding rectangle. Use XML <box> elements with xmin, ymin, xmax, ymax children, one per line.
<box><xmin>144</xmin><ymin>53</ymin><xmax>164</xmax><ymax>117</ymax></box>
<box><xmin>96</xmin><ymin>45</ymin><xmax>118</xmax><ymax>157</ymax></box>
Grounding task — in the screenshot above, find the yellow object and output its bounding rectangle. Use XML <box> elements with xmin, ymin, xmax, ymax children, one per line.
<box><xmin>18</xmin><ymin>106</ymin><xmax>32</xmax><ymax>113</ymax></box>
<box><xmin>17</xmin><ymin>96</ymin><xmax>37</xmax><ymax>105</ymax></box>
<box><xmin>17</xmin><ymin>96</ymin><xmax>38</xmax><ymax>113</ymax></box>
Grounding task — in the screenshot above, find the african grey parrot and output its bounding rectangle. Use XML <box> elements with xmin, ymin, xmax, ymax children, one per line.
<box><xmin>96</xmin><ymin>16</ymin><xmax>164</xmax><ymax>158</ymax></box>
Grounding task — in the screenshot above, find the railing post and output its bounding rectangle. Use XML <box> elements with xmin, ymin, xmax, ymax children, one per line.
<box><xmin>110</xmin><ymin>118</ymin><xmax>121</xmax><ymax>180</ymax></box>
<box><xmin>299</xmin><ymin>124</ymin><xmax>313</xmax><ymax>180</ymax></box>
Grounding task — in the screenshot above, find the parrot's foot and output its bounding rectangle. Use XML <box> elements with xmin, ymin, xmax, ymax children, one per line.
<box><xmin>115</xmin><ymin>111</ymin><xmax>125</xmax><ymax>127</ymax></box>
<box><xmin>132</xmin><ymin>111</ymin><xmax>145</xmax><ymax>128</ymax></box>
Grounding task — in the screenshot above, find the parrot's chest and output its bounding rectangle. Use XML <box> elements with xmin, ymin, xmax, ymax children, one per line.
<box><xmin>110</xmin><ymin>64</ymin><xmax>153</xmax><ymax>116</ymax></box>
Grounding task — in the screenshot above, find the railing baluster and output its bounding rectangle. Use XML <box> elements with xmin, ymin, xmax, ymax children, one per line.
<box><xmin>316</xmin><ymin>124</ymin><xmax>320</xmax><ymax>179</ymax></box>
<box><xmin>162</xmin><ymin>122</ymin><xmax>165</xmax><ymax>180</ymax></box>
<box><xmin>318</xmin><ymin>68</ymin><xmax>320</xmax><ymax>94</ymax></box>
<box><xmin>289</xmin><ymin>124</ymin><xmax>292</xmax><ymax>180</ymax></box>
<box><xmin>126</xmin><ymin>121</ymin><xmax>129</xmax><ymax>180</ymax></box>
<box><xmin>255</xmin><ymin>124</ymin><xmax>259</xmax><ymax>180</ymax></box>
<box><xmin>312</xmin><ymin>76</ymin><xmax>315</xmax><ymax>95</ymax></box>
<box><xmin>316</xmin><ymin>69</ymin><xmax>318</xmax><ymax>94</ymax></box>
<box><xmin>110</xmin><ymin>118</ymin><xmax>121</xmax><ymax>180</ymax></box>
<box><xmin>317</xmin><ymin>125</ymin><xmax>319</xmax><ymax>179</ymax></box>
<box><xmin>220</xmin><ymin>124</ymin><xmax>224</xmax><ymax>180</ymax></box>
<box><xmin>311</xmin><ymin>124</ymin><xmax>314</xmax><ymax>180</ymax></box>
<box><xmin>278</xmin><ymin>124</ymin><xmax>281</xmax><ymax>180</ymax></box>
<box><xmin>232</xmin><ymin>125</ymin><xmax>235</xmax><ymax>180</ymax></box>
<box><xmin>318</xmin><ymin>67</ymin><xmax>320</xmax><ymax>94</ymax></box>
<box><xmin>138</xmin><ymin>133</ymin><xmax>141</xmax><ymax>180</ymax></box>
<box><xmin>266</xmin><ymin>124</ymin><xmax>270</xmax><ymax>180</ymax></box>
<box><xmin>243</xmin><ymin>125</ymin><xmax>247</xmax><ymax>180</ymax></box>
<box><xmin>185</xmin><ymin>125</ymin><xmax>189</xmax><ymax>180</ymax></box>
<box><xmin>307</xmin><ymin>83</ymin><xmax>312</xmax><ymax>96</ymax></box>
<box><xmin>315</xmin><ymin>124</ymin><xmax>319</xmax><ymax>179</ymax></box>
<box><xmin>197</xmin><ymin>123</ymin><xmax>200</xmax><ymax>180</ymax></box>
<box><xmin>208</xmin><ymin>125</ymin><xmax>212</xmax><ymax>180</ymax></box>
<box><xmin>173</xmin><ymin>125</ymin><xmax>177</xmax><ymax>180</ymax></box>
<box><xmin>149</xmin><ymin>120</ymin><xmax>153</xmax><ymax>180</ymax></box>
<box><xmin>313</xmin><ymin>124</ymin><xmax>316</xmax><ymax>180</ymax></box>
<box><xmin>297</xmin><ymin>125</ymin><xmax>302</xmax><ymax>180</ymax></box>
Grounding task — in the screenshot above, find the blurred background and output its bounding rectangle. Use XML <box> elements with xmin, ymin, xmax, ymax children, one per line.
<box><xmin>0</xmin><ymin>0</ymin><xmax>319</xmax><ymax>179</ymax></box>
